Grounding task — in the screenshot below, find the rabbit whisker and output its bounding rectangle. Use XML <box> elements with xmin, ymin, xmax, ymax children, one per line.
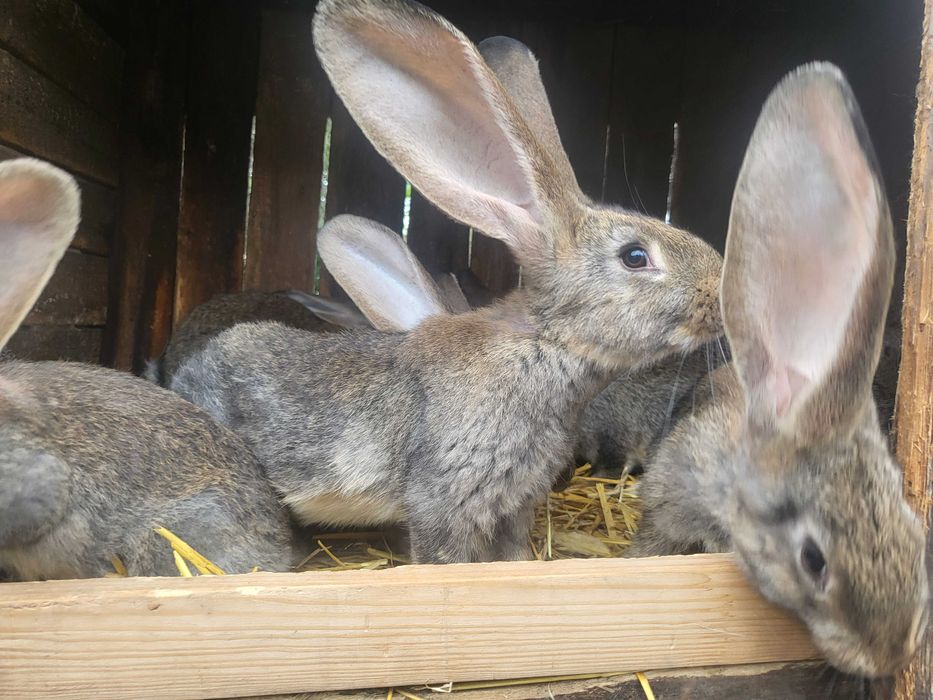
<box><xmin>663</xmin><ymin>351</ymin><xmax>689</xmax><ymax>437</ymax></box>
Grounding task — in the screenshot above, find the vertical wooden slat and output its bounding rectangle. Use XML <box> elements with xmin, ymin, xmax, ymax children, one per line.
<box><xmin>319</xmin><ymin>100</ymin><xmax>407</xmax><ymax>298</ymax></box>
<box><xmin>894</xmin><ymin>0</ymin><xmax>933</xmax><ymax>696</ymax></box>
<box><xmin>604</xmin><ymin>24</ymin><xmax>684</xmax><ymax>216</ymax></box>
<box><xmin>405</xmin><ymin>196</ymin><xmax>470</xmax><ymax>277</ymax></box>
<box><xmin>244</xmin><ymin>8</ymin><xmax>332</xmax><ymax>293</ymax></box>
<box><xmin>102</xmin><ymin>0</ymin><xmax>187</xmax><ymax>371</ymax></box>
<box><xmin>173</xmin><ymin>0</ymin><xmax>260</xmax><ymax>324</ymax></box>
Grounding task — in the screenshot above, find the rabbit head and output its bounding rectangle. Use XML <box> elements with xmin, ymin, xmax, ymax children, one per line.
<box><xmin>312</xmin><ymin>0</ymin><xmax>722</xmax><ymax>373</ymax></box>
<box><xmin>634</xmin><ymin>64</ymin><xmax>927</xmax><ymax>677</ymax></box>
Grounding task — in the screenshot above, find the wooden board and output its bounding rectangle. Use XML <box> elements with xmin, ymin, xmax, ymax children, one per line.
<box><xmin>893</xmin><ymin>0</ymin><xmax>933</xmax><ymax>697</ymax></box>
<box><xmin>24</xmin><ymin>250</ymin><xmax>108</xmax><ymax>326</ymax></box>
<box><xmin>0</xmin><ymin>46</ymin><xmax>118</xmax><ymax>185</ymax></box>
<box><xmin>244</xmin><ymin>8</ymin><xmax>332</xmax><ymax>293</ymax></box>
<box><xmin>173</xmin><ymin>0</ymin><xmax>260</xmax><ymax>323</ymax></box>
<box><xmin>0</xmin><ymin>554</ymin><xmax>818</xmax><ymax>700</ymax></box>
<box><xmin>101</xmin><ymin>0</ymin><xmax>187</xmax><ymax>371</ymax></box>
<box><xmin>4</xmin><ymin>325</ymin><xmax>103</xmax><ymax>363</ymax></box>
<box><xmin>0</xmin><ymin>0</ymin><xmax>124</xmax><ymax>116</ymax></box>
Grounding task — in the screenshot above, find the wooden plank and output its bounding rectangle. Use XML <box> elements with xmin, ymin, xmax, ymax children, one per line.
<box><xmin>405</xmin><ymin>192</ymin><xmax>471</xmax><ymax>277</ymax></box>
<box><xmin>893</xmin><ymin>1</ymin><xmax>933</xmax><ymax>697</ymax></box>
<box><xmin>0</xmin><ymin>142</ymin><xmax>113</xmax><ymax>256</ymax></box>
<box><xmin>244</xmin><ymin>8</ymin><xmax>332</xmax><ymax>293</ymax></box>
<box><xmin>0</xmin><ymin>46</ymin><xmax>118</xmax><ymax>186</ymax></box>
<box><xmin>24</xmin><ymin>250</ymin><xmax>108</xmax><ymax>326</ymax></box>
<box><xmin>320</xmin><ymin>100</ymin><xmax>407</xmax><ymax>298</ymax></box>
<box><xmin>101</xmin><ymin>0</ymin><xmax>187</xmax><ymax>371</ymax></box>
<box><xmin>0</xmin><ymin>555</ymin><xmax>817</xmax><ymax>700</ymax></box>
<box><xmin>173</xmin><ymin>0</ymin><xmax>260</xmax><ymax>323</ymax></box>
<box><xmin>4</xmin><ymin>326</ymin><xmax>103</xmax><ymax>363</ymax></box>
<box><xmin>0</xmin><ymin>0</ymin><xmax>124</xmax><ymax>117</ymax></box>
<box><xmin>604</xmin><ymin>24</ymin><xmax>684</xmax><ymax>216</ymax></box>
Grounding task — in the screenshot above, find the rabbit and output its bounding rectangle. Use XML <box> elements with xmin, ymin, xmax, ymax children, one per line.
<box><xmin>148</xmin><ymin>270</ymin><xmax>476</xmax><ymax>388</ymax></box>
<box><xmin>0</xmin><ymin>158</ymin><xmax>293</xmax><ymax>580</ymax></box>
<box><xmin>625</xmin><ymin>64</ymin><xmax>929</xmax><ymax>677</ymax></box>
<box><xmin>146</xmin><ymin>289</ymin><xmax>370</xmax><ymax>386</ymax></box>
<box><xmin>169</xmin><ymin>0</ymin><xmax>722</xmax><ymax>564</ymax></box>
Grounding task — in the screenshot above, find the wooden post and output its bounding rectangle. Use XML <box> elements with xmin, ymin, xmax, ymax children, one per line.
<box><xmin>894</xmin><ymin>0</ymin><xmax>933</xmax><ymax>697</ymax></box>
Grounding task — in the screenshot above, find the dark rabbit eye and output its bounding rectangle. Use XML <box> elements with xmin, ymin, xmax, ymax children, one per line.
<box><xmin>620</xmin><ymin>245</ymin><xmax>651</xmax><ymax>270</ymax></box>
<box><xmin>801</xmin><ymin>537</ymin><xmax>827</xmax><ymax>586</ymax></box>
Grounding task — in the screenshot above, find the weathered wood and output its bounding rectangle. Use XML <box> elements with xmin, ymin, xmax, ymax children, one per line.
<box><xmin>0</xmin><ymin>142</ymin><xmax>113</xmax><ymax>256</ymax></box>
<box><xmin>320</xmin><ymin>100</ymin><xmax>407</xmax><ymax>298</ymax></box>
<box><xmin>4</xmin><ymin>326</ymin><xmax>103</xmax><ymax>363</ymax></box>
<box><xmin>24</xmin><ymin>250</ymin><xmax>108</xmax><ymax>326</ymax></box>
<box><xmin>174</xmin><ymin>0</ymin><xmax>260</xmax><ymax>323</ymax></box>
<box><xmin>604</xmin><ymin>24</ymin><xmax>684</xmax><ymax>216</ymax></box>
<box><xmin>244</xmin><ymin>8</ymin><xmax>332</xmax><ymax>293</ymax></box>
<box><xmin>0</xmin><ymin>47</ymin><xmax>118</xmax><ymax>186</ymax></box>
<box><xmin>894</xmin><ymin>1</ymin><xmax>933</xmax><ymax>698</ymax></box>
<box><xmin>101</xmin><ymin>0</ymin><xmax>187</xmax><ymax>371</ymax></box>
<box><xmin>405</xmin><ymin>192</ymin><xmax>471</xmax><ymax>277</ymax></box>
<box><xmin>0</xmin><ymin>555</ymin><xmax>817</xmax><ymax>700</ymax></box>
<box><xmin>0</xmin><ymin>0</ymin><xmax>124</xmax><ymax>116</ymax></box>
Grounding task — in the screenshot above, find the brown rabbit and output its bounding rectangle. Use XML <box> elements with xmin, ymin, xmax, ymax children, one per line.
<box><xmin>169</xmin><ymin>0</ymin><xmax>721</xmax><ymax>563</ymax></box>
<box><xmin>627</xmin><ymin>65</ymin><xmax>929</xmax><ymax>677</ymax></box>
<box><xmin>0</xmin><ymin>158</ymin><xmax>293</xmax><ymax>580</ymax></box>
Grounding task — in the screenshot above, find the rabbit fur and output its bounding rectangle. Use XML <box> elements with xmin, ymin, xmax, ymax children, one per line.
<box><xmin>0</xmin><ymin>158</ymin><xmax>293</xmax><ymax>580</ymax></box>
<box><xmin>626</xmin><ymin>64</ymin><xmax>929</xmax><ymax>677</ymax></box>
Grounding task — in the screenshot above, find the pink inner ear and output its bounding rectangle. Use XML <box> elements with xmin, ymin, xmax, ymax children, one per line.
<box><xmin>769</xmin><ymin>363</ymin><xmax>811</xmax><ymax>419</ymax></box>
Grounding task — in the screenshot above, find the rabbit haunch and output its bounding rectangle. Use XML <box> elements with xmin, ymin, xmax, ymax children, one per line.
<box><xmin>170</xmin><ymin>0</ymin><xmax>721</xmax><ymax>563</ymax></box>
<box><xmin>627</xmin><ymin>64</ymin><xmax>928</xmax><ymax>677</ymax></box>
<box><xmin>0</xmin><ymin>158</ymin><xmax>292</xmax><ymax>580</ymax></box>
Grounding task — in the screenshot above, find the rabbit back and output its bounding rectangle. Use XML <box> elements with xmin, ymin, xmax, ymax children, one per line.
<box><xmin>0</xmin><ymin>361</ymin><xmax>293</xmax><ymax>579</ymax></box>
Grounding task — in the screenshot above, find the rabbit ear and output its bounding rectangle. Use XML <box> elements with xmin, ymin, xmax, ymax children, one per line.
<box><xmin>313</xmin><ymin>0</ymin><xmax>583</xmax><ymax>266</ymax></box>
<box><xmin>281</xmin><ymin>290</ymin><xmax>371</xmax><ymax>329</ymax></box>
<box><xmin>478</xmin><ymin>36</ymin><xmax>583</xmax><ymax>201</ymax></box>
<box><xmin>433</xmin><ymin>272</ymin><xmax>472</xmax><ymax>314</ymax></box>
<box><xmin>0</xmin><ymin>159</ymin><xmax>79</xmax><ymax>352</ymax></box>
<box><xmin>317</xmin><ymin>215</ymin><xmax>448</xmax><ymax>332</ymax></box>
<box><xmin>723</xmin><ymin>63</ymin><xmax>892</xmax><ymax>445</ymax></box>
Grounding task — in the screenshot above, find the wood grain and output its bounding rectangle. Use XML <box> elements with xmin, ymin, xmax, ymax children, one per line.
<box><xmin>173</xmin><ymin>0</ymin><xmax>260</xmax><ymax>323</ymax></box>
<box><xmin>244</xmin><ymin>8</ymin><xmax>332</xmax><ymax>293</ymax></box>
<box><xmin>0</xmin><ymin>555</ymin><xmax>817</xmax><ymax>700</ymax></box>
<box><xmin>0</xmin><ymin>46</ymin><xmax>118</xmax><ymax>185</ymax></box>
<box><xmin>0</xmin><ymin>0</ymin><xmax>124</xmax><ymax>116</ymax></box>
<box><xmin>101</xmin><ymin>0</ymin><xmax>187</xmax><ymax>371</ymax></box>
<box><xmin>894</xmin><ymin>0</ymin><xmax>933</xmax><ymax>697</ymax></box>
<box><xmin>24</xmin><ymin>250</ymin><xmax>108</xmax><ymax>326</ymax></box>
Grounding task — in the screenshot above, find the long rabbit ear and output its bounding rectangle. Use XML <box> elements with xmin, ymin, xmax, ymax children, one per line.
<box><xmin>433</xmin><ymin>272</ymin><xmax>471</xmax><ymax>314</ymax></box>
<box><xmin>282</xmin><ymin>290</ymin><xmax>371</xmax><ymax>329</ymax></box>
<box><xmin>0</xmin><ymin>159</ymin><xmax>79</xmax><ymax>352</ymax></box>
<box><xmin>478</xmin><ymin>36</ymin><xmax>583</xmax><ymax>201</ymax></box>
<box><xmin>723</xmin><ymin>63</ymin><xmax>892</xmax><ymax>445</ymax></box>
<box><xmin>313</xmin><ymin>0</ymin><xmax>583</xmax><ymax>266</ymax></box>
<box><xmin>317</xmin><ymin>215</ymin><xmax>448</xmax><ymax>332</ymax></box>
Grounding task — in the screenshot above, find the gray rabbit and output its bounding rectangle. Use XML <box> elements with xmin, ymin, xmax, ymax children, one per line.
<box><xmin>0</xmin><ymin>158</ymin><xmax>293</xmax><ymax>580</ymax></box>
<box><xmin>627</xmin><ymin>65</ymin><xmax>928</xmax><ymax>677</ymax></box>
<box><xmin>169</xmin><ymin>0</ymin><xmax>722</xmax><ymax>564</ymax></box>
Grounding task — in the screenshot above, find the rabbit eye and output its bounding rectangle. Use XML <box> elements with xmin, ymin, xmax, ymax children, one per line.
<box><xmin>619</xmin><ymin>245</ymin><xmax>651</xmax><ymax>270</ymax></box>
<box><xmin>800</xmin><ymin>537</ymin><xmax>827</xmax><ymax>586</ymax></box>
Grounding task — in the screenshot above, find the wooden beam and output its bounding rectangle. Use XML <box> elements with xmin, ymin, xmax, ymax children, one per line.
<box><xmin>244</xmin><ymin>8</ymin><xmax>332</xmax><ymax>293</ymax></box>
<box><xmin>101</xmin><ymin>0</ymin><xmax>187</xmax><ymax>371</ymax></box>
<box><xmin>0</xmin><ymin>554</ymin><xmax>817</xmax><ymax>700</ymax></box>
<box><xmin>173</xmin><ymin>0</ymin><xmax>260</xmax><ymax>324</ymax></box>
<box><xmin>894</xmin><ymin>0</ymin><xmax>933</xmax><ymax>697</ymax></box>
